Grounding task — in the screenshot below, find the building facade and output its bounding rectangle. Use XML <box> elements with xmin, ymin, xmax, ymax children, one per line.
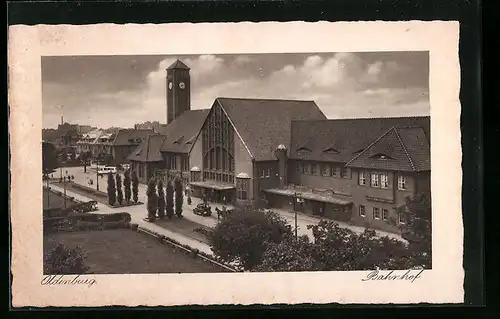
<box><xmin>129</xmin><ymin>59</ymin><xmax>431</xmax><ymax>234</ymax></box>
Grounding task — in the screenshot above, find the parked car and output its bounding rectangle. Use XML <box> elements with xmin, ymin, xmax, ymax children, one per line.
<box><xmin>193</xmin><ymin>203</ymin><xmax>212</xmax><ymax>217</ymax></box>
<box><xmin>97</xmin><ymin>166</ymin><xmax>117</xmax><ymax>176</ymax></box>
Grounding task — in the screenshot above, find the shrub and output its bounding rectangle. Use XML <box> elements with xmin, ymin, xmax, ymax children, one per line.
<box><xmin>157</xmin><ymin>179</ymin><xmax>166</xmax><ymax>219</ymax></box>
<box><xmin>115</xmin><ymin>174</ymin><xmax>123</xmax><ymax>205</ymax></box>
<box><xmin>123</xmin><ymin>169</ymin><xmax>131</xmax><ymax>203</ymax></box>
<box><xmin>131</xmin><ymin>170</ymin><xmax>139</xmax><ymax>203</ymax></box>
<box><xmin>146</xmin><ymin>178</ymin><xmax>158</xmax><ymax>221</ymax></box>
<box><xmin>107</xmin><ymin>172</ymin><xmax>116</xmax><ymax>206</ymax></box>
<box><xmin>397</xmin><ymin>192</ymin><xmax>432</xmax><ymax>269</ymax></box>
<box><xmin>166</xmin><ymin>180</ymin><xmax>174</xmax><ymax>219</ymax></box>
<box><xmin>254</xmin><ymin>234</ymin><xmax>319</xmax><ymax>272</ymax></box>
<box><xmin>174</xmin><ymin>175</ymin><xmax>184</xmax><ymax>218</ymax></box>
<box><xmin>210</xmin><ymin>206</ymin><xmax>292</xmax><ymax>270</ymax></box>
<box><xmin>44</xmin><ymin>242</ymin><xmax>90</xmax><ymax>275</ymax></box>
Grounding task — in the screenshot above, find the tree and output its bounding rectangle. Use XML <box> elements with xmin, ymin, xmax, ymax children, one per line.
<box><xmin>115</xmin><ymin>174</ymin><xmax>123</xmax><ymax>205</ymax></box>
<box><xmin>146</xmin><ymin>177</ymin><xmax>157</xmax><ymax>221</ymax></box>
<box><xmin>131</xmin><ymin>170</ymin><xmax>139</xmax><ymax>203</ymax></box>
<box><xmin>210</xmin><ymin>207</ymin><xmax>292</xmax><ymax>270</ymax></box>
<box><xmin>123</xmin><ymin>169</ymin><xmax>131</xmax><ymax>203</ymax></box>
<box><xmin>174</xmin><ymin>175</ymin><xmax>184</xmax><ymax>218</ymax></box>
<box><xmin>254</xmin><ymin>234</ymin><xmax>319</xmax><ymax>272</ymax></box>
<box><xmin>44</xmin><ymin>242</ymin><xmax>89</xmax><ymax>275</ymax></box>
<box><xmin>42</xmin><ymin>141</ymin><xmax>59</xmax><ymax>176</ymax></box>
<box><xmin>107</xmin><ymin>172</ymin><xmax>116</xmax><ymax>206</ymax></box>
<box><xmin>157</xmin><ymin>179</ymin><xmax>166</xmax><ymax>219</ymax></box>
<box><xmin>397</xmin><ymin>192</ymin><xmax>432</xmax><ymax>269</ymax></box>
<box><xmin>165</xmin><ymin>180</ymin><xmax>174</xmax><ymax>219</ymax></box>
<box><xmin>311</xmin><ymin>221</ymin><xmax>416</xmax><ymax>270</ymax></box>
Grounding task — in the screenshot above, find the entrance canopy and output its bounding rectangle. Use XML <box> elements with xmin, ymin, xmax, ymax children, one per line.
<box><xmin>190</xmin><ymin>180</ymin><xmax>235</xmax><ymax>191</ymax></box>
<box><xmin>263</xmin><ymin>188</ymin><xmax>352</xmax><ymax>206</ymax></box>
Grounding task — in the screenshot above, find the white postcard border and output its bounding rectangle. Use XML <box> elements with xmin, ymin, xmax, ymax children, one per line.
<box><xmin>9</xmin><ymin>21</ymin><xmax>463</xmax><ymax>306</ymax></box>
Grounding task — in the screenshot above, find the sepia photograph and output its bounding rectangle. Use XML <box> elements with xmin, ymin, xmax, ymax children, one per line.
<box><xmin>41</xmin><ymin>52</ymin><xmax>431</xmax><ymax>275</ymax></box>
<box><xmin>10</xmin><ymin>21</ymin><xmax>462</xmax><ymax>306</ymax></box>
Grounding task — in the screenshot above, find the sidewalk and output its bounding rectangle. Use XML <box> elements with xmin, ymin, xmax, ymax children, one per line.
<box><xmin>59</xmin><ymin>166</ymin><xmax>404</xmax><ymax>241</ymax></box>
<box><xmin>49</xmin><ymin>184</ymin><xmax>214</xmax><ymax>256</ymax></box>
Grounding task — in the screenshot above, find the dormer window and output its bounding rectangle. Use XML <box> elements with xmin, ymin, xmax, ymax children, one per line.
<box><xmin>186</xmin><ymin>136</ymin><xmax>196</xmax><ymax>145</ymax></box>
<box><xmin>353</xmin><ymin>149</ymin><xmax>364</xmax><ymax>154</ymax></box>
<box><xmin>174</xmin><ymin>136</ymin><xmax>185</xmax><ymax>144</ymax></box>
<box><xmin>371</xmin><ymin>153</ymin><xmax>393</xmax><ymax>160</ymax></box>
<box><xmin>296</xmin><ymin>147</ymin><xmax>312</xmax><ymax>153</ymax></box>
<box><xmin>322</xmin><ymin>147</ymin><xmax>339</xmax><ymax>154</ymax></box>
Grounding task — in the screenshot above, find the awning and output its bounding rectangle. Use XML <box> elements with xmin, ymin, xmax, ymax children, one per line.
<box><xmin>190</xmin><ymin>180</ymin><xmax>235</xmax><ymax>191</ymax></box>
<box><xmin>263</xmin><ymin>188</ymin><xmax>352</xmax><ymax>206</ymax></box>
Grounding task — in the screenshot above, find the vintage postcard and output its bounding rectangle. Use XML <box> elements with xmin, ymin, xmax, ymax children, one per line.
<box><xmin>9</xmin><ymin>21</ymin><xmax>462</xmax><ymax>307</ymax></box>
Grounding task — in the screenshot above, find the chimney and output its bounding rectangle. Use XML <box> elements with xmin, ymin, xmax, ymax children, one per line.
<box><xmin>275</xmin><ymin>144</ymin><xmax>288</xmax><ymax>188</ymax></box>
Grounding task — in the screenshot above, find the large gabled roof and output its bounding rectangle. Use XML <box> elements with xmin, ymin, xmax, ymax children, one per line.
<box><xmin>159</xmin><ymin>109</ymin><xmax>210</xmax><ymax>153</ymax></box>
<box><xmin>289</xmin><ymin>116</ymin><xmax>430</xmax><ymax>166</ymax></box>
<box><xmin>112</xmin><ymin>129</ymin><xmax>154</xmax><ymax>146</ymax></box>
<box><xmin>344</xmin><ymin>126</ymin><xmax>430</xmax><ymax>172</ymax></box>
<box><xmin>215</xmin><ymin>97</ymin><xmax>327</xmax><ymax>161</ymax></box>
<box><xmin>128</xmin><ymin>134</ymin><xmax>166</xmax><ymax>162</ymax></box>
<box><xmin>166</xmin><ymin>59</ymin><xmax>190</xmax><ymax>70</ymax></box>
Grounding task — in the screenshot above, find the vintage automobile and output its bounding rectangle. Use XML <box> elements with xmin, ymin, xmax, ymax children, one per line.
<box><xmin>193</xmin><ymin>203</ymin><xmax>212</xmax><ymax>217</ymax></box>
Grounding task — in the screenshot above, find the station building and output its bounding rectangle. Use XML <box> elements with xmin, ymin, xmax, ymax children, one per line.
<box><xmin>130</xmin><ymin>59</ymin><xmax>431</xmax><ymax>233</ymax></box>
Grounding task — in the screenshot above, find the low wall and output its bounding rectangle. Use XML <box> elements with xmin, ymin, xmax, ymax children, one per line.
<box><xmin>71</xmin><ymin>183</ymin><xmax>108</xmax><ymax>199</ymax></box>
<box><xmin>135</xmin><ymin>226</ymin><xmax>240</xmax><ymax>273</ymax></box>
<box><xmin>44</xmin><ymin>212</ymin><xmax>132</xmax><ymax>234</ymax></box>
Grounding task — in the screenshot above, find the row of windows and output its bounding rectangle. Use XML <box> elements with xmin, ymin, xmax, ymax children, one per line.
<box><xmin>259</xmin><ymin>168</ymin><xmax>272</xmax><ymax>178</ymax></box>
<box><xmin>296</xmin><ymin>163</ymin><xmax>350</xmax><ymax>179</ymax></box>
<box><xmin>203</xmin><ymin>147</ymin><xmax>235</xmax><ymax>172</ymax></box>
<box><xmin>203</xmin><ymin>171</ymin><xmax>235</xmax><ymax>184</ymax></box>
<box><xmin>358</xmin><ymin>172</ymin><xmax>407</xmax><ymax>190</ymax></box>
<box><xmin>359</xmin><ymin>205</ymin><xmax>405</xmax><ymax>224</ymax></box>
<box><xmin>165</xmin><ymin>154</ymin><xmax>189</xmax><ymax>171</ymax></box>
<box><xmin>297</xmin><ymin>162</ymin><xmax>409</xmax><ymax>191</ymax></box>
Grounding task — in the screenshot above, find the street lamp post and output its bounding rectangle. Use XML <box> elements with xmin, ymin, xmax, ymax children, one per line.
<box><xmin>293</xmin><ymin>191</ymin><xmax>300</xmax><ymax>240</ymax></box>
<box><xmin>96</xmin><ymin>154</ymin><xmax>100</xmax><ymax>191</ymax></box>
<box><xmin>63</xmin><ymin>175</ymin><xmax>67</xmax><ymax>209</ymax></box>
<box><xmin>46</xmin><ymin>177</ymin><xmax>50</xmax><ymax>208</ymax></box>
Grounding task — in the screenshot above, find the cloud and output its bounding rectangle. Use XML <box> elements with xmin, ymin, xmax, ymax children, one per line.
<box><xmin>233</xmin><ymin>55</ymin><xmax>252</xmax><ymax>65</ymax></box>
<box><xmin>43</xmin><ymin>53</ymin><xmax>429</xmax><ymax>128</ymax></box>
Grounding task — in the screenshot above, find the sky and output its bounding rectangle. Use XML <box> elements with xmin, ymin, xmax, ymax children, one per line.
<box><xmin>42</xmin><ymin>52</ymin><xmax>429</xmax><ymax>129</ymax></box>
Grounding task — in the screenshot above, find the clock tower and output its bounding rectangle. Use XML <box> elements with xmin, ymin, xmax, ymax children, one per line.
<box><xmin>166</xmin><ymin>59</ymin><xmax>191</xmax><ymax>124</ymax></box>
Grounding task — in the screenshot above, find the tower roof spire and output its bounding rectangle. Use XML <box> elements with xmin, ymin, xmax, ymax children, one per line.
<box><xmin>166</xmin><ymin>59</ymin><xmax>190</xmax><ymax>70</ymax></box>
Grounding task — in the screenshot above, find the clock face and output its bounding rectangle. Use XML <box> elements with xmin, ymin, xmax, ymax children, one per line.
<box><xmin>179</xmin><ymin>82</ymin><xmax>186</xmax><ymax>89</ymax></box>
<box><xmin>168</xmin><ymin>82</ymin><xmax>173</xmax><ymax>90</ymax></box>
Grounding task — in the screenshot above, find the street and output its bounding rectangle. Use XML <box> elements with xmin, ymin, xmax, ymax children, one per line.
<box><xmin>59</xmin><ymin>166</ymin><xmax>403</xmax><ymax>241</ymax></box>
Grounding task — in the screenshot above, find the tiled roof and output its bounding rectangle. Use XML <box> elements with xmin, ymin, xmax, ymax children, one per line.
<box><xmin>112</xmin><ymin>129</ymin><xmax>154</xmax><ymax>146</ymax></box>
<box><xmin>290</xmin><ymin>116</ymin><xmax>430</xmax><ymax>166</ymax></box>
<box><xmin>344</xmin><ymin>126</ymin><xmax>430</xmax><ymax>172</ymax></box>
<box><xmin>394</xmin><ymin>127</ymin><xmax>431</xmax><ymax>171</ymax></box>
<box><xmin>160</xmin><ymin>109</ymin><xmax>210</xmax><ymax>153</ymax></box>
<box><xmin>166</xmin><ymin>59</ymin><xmax>190</xmax><ymax>70</ymax></box>
<box><xmin>128</xmin><ymin>134</ymin><xmax>166</xmax><ymax>162</ymax></box>
<box><xmin>216</xmin><ymin>97</ymin><xmax>327</xmax><ymax>161</ymax></box>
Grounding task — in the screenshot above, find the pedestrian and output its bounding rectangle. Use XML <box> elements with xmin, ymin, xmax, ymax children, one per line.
<box><xmin>223</xmin><ymin>196</ymin><xmax>227</xmax><ymax>205</ymax></box>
